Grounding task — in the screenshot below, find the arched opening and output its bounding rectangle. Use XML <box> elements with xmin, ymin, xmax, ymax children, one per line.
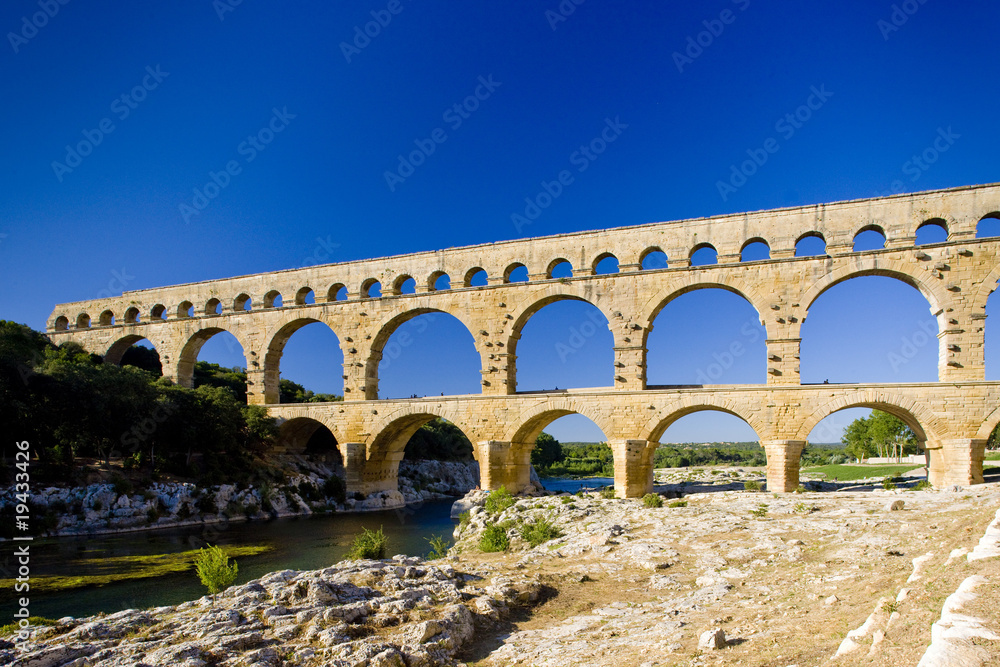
<box><xmin>124</xmin><ymin>307</ymin><xmax>140</xmax><ymax>324</ymax></box>
<box><xmin>327</xmin><ymin>284</ymin><xmax>348</xmax><ymax>301</ymax></box>
<box><xmin>505</xmin><ymin>263</ymin><xmax>528</xmax><ymax>283</ymax></box>
<box><xmin>393</xmin><ymin>275</ymin><xmax>416</xmax><ymax>295</ymax></box>
<box><xmin>276</xmin><ymin>418</ymin><xmax>346</xmax><ymax>500</ymax></box>
<box><xmin>740</xmin><ymin>239</ymin><xmax>770</xmax><ymax>262</ymax></box>
<box><xmin>180</xmin><ymin>329</ymin><xmax>248</xmax><ymax>402</ymax></box>
<box><xmin>266</xmin><ymin>319</ymin><xmax>344</xmax><ymax>403</ymax></box>
<box><xmin>652</xmin><ymin>409</ymin><xmax>763</xmax><ymax>478</ymax></box>
<box><xmin>403</xmin><ymin>418</ymin><xmax>474</xmax><ymax>461</ymax></box>
<box><xmin>646</xmin><ymin>288</ymin><xmax>766</xmax><ymax>385</ymax></box>
<box><xmin>295</xmin><ymin>287</ymin><xmax>315</xmax><ymax>305</ymax></box>
<box><xmin>151</xmin><ymin>304</ymin><xmax>167</xmax><ymax>321</ymax></box>
<box><xmin>513</xmin><ymin>298</ymin><xmax>613</xmax><ymax>391</ymax></box>
<box><xmin>375</xmin><ymin>310</ymin><xmax>481</xmax><ymax>399</ymax></box>
<box><xmin>99</xmin><ymin>310</ymin><xmax>115</xmax><ymax>326</ymax></box>
<box><xmin>205</xmin><ymin>299</ymin><xmax>222</xmax><ymax>316</ymax></box>
<box><xmin>429</xmin><ymin>271</ymin><xmax>451</xmax><ymax>291</ymax></box>
<box><xmin>54</xmin><ymin>316</ymin><xmax>69</xmax><ymax>331</ymax></box>
<box><xmin>76</xmin><ymin>313</ymin><xmax>91</xmax><ymax>329</ymax></box>
<box><xmin>514</xmin><ymin>411</ymin><xmax>613</xmax><ymax>493</ymax></box>
<box><xmin>975</xmin><ymin>213</ymin><xmax>1000</xmax><ymax>238</ymax></box>
<box><xmin>801</xmin><ymin>275</ymin><xmax>938</xmax><ymax>383</ymax></box>
<box><xmin>593</xmin><ymin>253</ymin><xmax>619</xmax><ymax>275</ymax></box>
<box><xmin>465</xmin><ymin>268</ymin><xmax>488</xmax><ymax>287</ymax></box>
<box><xmin>547</xmin><ymin>259</ymin><xmax>573</xmax><ymax>279</ymax></box>
<box><xmin>853</xmin><ymin>226</ymin><xmax>886</xmax><ymax>251</ymax></box>
<box><xmin>795</xmin><ymin>232</ymin><xmax>826</xmax><ymax>257</ymax></box>
<box><xmin>263</xmin><ymin>291</ymin><xmax>282</xmax><ymax>308</ymax></box>
<box><xmin>640</xmin><ymin>248</ymin><xmax>668</xmax><ymax>270</ymax></box>
<box><xmin>235</xmin><ymin>294</ymin><xmax>252</xmax><ymax>312</ymax></box>
<box><xmin>117</xmin><ymin>338</ymin><xmax>163</xmax><ymax>376</ymax></box>
<box><xmin>177</xmin><ymin>302</ymin><xmax>194</xmax><ymax>318</ymax></box>
<box><xmin>690</xmin><ymin>244</ymin><xmax>717</xmax><ymax>266</ymax></box>
<box><xmin>915</xmin><ymin>219</ymin><xmax>948</xmax><ymax>245</ymax></box>
<box><xmin>362</xmin><ymin>279</ymin><xmax>382</xmax><ymax>299</ymax></box>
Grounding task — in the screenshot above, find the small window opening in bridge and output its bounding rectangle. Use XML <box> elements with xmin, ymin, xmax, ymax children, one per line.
<box><xmin>76</xmin><ymin>313</ymin><xmax>91</xmax><ymax>329</ymax></box>
<box><xmin>295</xmin><ymin>287</ymin><xmax>315</xmax><ymax>305</ymax></box>
<box><xmin>740</xmin><ymin>240</ymin><xmax>770</xmax><ymax>262</ymax></box>
<box><xmin>362</xmin><ymin>280</ymin><xmax>382</xmax><ymax>299</ymax></box>
<box><xmin>975</xmin><ymin>214</ymin><xmax>1000</xmax><ymax>238</ymax></box>
<box><xmin>647</xmin><ymin>288</ymin><xmax>766</xmax><ymax>386</ymax></box>
<box><xmin>177</xmin><ymin>302</ymin><xmax>194</xmax><ymax>318</ymax></box>
<box><xmin>234</xmin><ymin>294</ymin><xmax>252</xmax><ymax>312</ymax></box>
<box><xmin>795</xmin><ymin>233</ymin><xmax>826</xmax><ymax>257</ymax></box>
<box><xmin>640</xmin><ymin>249</ymin><xmax>668</xmax><ymax>270</ymax></box>
<box><xmin>403</xmin><ymin>418</ymin><xmax>474</xmax><ymax>462</ymax></box>
<box><xmin>121</xmin><ymin>338</ymin><xmax>163</xmax><ymax>376</ymax></box>
<box><xmin>328</xmin><ymin>284</ymin><xmax>348</xmax><ymax>301</ymax></box>
<box><xmin>593</xmin><ymin>253</ymin><xmax>619</xmax><ymax>275</ymax></box>
<box><xmin>151</xmin><ymin>304</ymin><xmax>167</xmax><ymax>321</ymax></box>
<box><xmin>277</xmin><ymin>321</ymin><xmax>344</xmax><ymax>402</ymax></box>
<box><xmin>515</xmin><ymin>299</ymin><xmax>612</xmax><ymax>391</ymax></box>
<box><xmin>193</xmin><ymin>330</ymin><xmax>248</xmax><ymax>402</ymax></box>
<box><xmin>915</xmin><ymin>219</ymin><xmax>948</xmax><ymax>245</ymax></box>
<box><xmin>801</xmin><ymin>275</ymin><xmax>938</xmax><ymax>383</ymax></box>
<box><xmin>393</xmin><ymin>276</ymin><xmax>416</xmax><ymax>295</ymax></box>
<box><xmin>99</xmin><ymin>310</ymin><xmax>115</xmax><ymax>326</ymax></box>
<box><xmin>205</xmin><ymin>299</ymin><xmax>222</xmax><ymax>316</ymax></box>
<box><xmin>690</xmin><ymin>244</ymin><xmax>717</xmax><ymax>266</ymax></box>
<box><xmin>529</xmin><ymin>415</ymin><xmax>613</xmax><ymax>489</ymax></box>
<box><xmin>505</xmin><ymin>263</ymin><xmax>528</xmax><ymax>283</ymax></box>
<box><xmin>430</xmin><ymin>272</ymin><xmax>451</xmax><ymax>291</ymax></box>
<box><xmin>654</xmin><ymin>410</ymin><xmax>762</xmax><ymax>471</ymax></box>
<box><xmin>806</xmin><ymin>407</ymin><xmax>924</xmax><ymax>473</ymax></box>
<box><xmin>853</xmin><ymin>227</ymin><xmax>886</xmax><ymax>252</ymax></box>
<box><xmin>547</xmin><ymin>259</ymin><xmax>573</xmax><ymax>279</ymax></box>
<box><xmin>54</xmin><ymin>316</ymin><xmax>69</xmax><ymax>330</ymax></box>
<box><xmin>378</xmin><ymin>311</ymin><xmax>481</xmax><ymax>399</ymax></box>
<box><xmin>263</xmin><ymin>291</ymin><xmax>282</xmax><ymax>308</ymax></box>
<box><xmin>465</xmin><ymin>268</ymin><xmax>488</xmax><ymax>287</ymax></box>
<box><xmin>124</xmin><ymin>307</ymin><xmax>141</xmax><ymax>323</ymax></box>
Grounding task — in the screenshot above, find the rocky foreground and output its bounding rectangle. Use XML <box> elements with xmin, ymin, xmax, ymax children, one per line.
<box><xmin>8</xmin><ymin>479</ymin><xmax>1000</xmax><ymax>666</ymax></box>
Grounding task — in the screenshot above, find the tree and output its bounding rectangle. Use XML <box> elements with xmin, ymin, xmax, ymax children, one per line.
<box><xmin>531</xmin><ymin>432</ymin><xmax>564</xmax><ymax>469</ymax></box>
<box><xmin>841</xmin><ymin>410</ymin><xmax>917</xmax><ymax>461</ymax></box>
<box><xmin>195</xmin><ymin>544</ymin><xmax>239</xmax><ymax>597</ymax></box>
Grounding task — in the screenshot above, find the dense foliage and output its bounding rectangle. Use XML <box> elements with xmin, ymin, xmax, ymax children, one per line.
<box><xmin>402</xmin><ymin>418</ymin><xmax>474</xmax><ymax>461</ymax></box>
<box><xmin>840</xmin><ymin>410</ymin><xmax>918</xmax><ymax>460</ymax></box>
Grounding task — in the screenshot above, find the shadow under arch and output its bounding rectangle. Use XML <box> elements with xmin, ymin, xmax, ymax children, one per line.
<box><xmin>105</xmin><ymin>334</ymin><xmax>162</xmax><ymax>366</ymax></box>
<box><xmin>276</xmin><ymin>416</ymin><xmax>344</xmax><ymax>463</ymax></box>
<box><xmin>177</xmin><ymin>326</ymin><xmax>250</xmax><ymax>397</ymax></box>
<box><xmin>263</xmin><ymin>317</ymin><xmax>342</xmax><ymax>404</ymax></box>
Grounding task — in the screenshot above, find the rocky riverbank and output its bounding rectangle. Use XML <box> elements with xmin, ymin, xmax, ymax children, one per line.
<box><xmin>0</xmin><ymin>457</ymin><xmax>479</xmax><ymax>539</ymax></box>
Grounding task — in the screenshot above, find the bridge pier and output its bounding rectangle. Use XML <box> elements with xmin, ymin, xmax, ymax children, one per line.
<box><xmin>761</xmin><ymin>440</ymin><xmax>806</xmax><ymax>492</ymax></box>
<box><xmin>928</xmin><ymin>438</ymin><xmax>987</xmax><ymax>487</ymax></box>
<box><xmin>342</xmin><ymin>443</ymin><xmax>367</xmax><ymax>496</ymax></box>
<box><xmin>611</xmin><ymin>439</ymin><xmax>655</xmax><ymax>498</ymax></box>
<box><xmin>476</xmin><ymin>441</ymin><xmax>533</xmax><ymax>494</ymax></box>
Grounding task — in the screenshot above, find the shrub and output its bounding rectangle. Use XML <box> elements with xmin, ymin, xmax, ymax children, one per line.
<box><xmin>743</xmin><ymin>480</ymin><xmax>762</xmax><ymax>492</ymax></box>
<box><xmin>793</xmin><ymin>501</ymin><xmax>812</xmax><ymax>514</ymax></box>
<box><xmin>197</xmin><ymin>495</ymin><xmax>218</xmax><ymax>514</ymax></box>
<box><xmin>479</xmin><ymin>523</ymin><xmax>510</xmax><ymax>552</ymax></box>
<box><xmin>177</xmin><ymin>502</ymin><xmax>193</xmax><ymax>520</ymax></box>
<box><xmin>485</xmin><ymin>486</ymin><xmax>515</xmax><ymax>515</ymax></box>
<box><xmin>561</xmin><ymin>496</ymin><xmax>574</xmax><ymax>505</ymax></box>
<box><xmin>347</xmin><ymin>526</ymin><xmax>387</xmax><ymax>560</ymax></box>
<box><xmin>195</xmin><ymin>544</ymin><xmax>239</xmax><ymax>595</ymax></box>
<box><xmin>794</xmin><ymin>484</ymin><xmax>806</xmax><ymax>494</ymax></box>
<box><xmin>882</xmin><ymin>478</ymin><xmax>896</xmax><ymax>490</ymax></box>
<box><xmin>599</xmin><ymin>487</ymin><xmax>616</xmax><ymax>499</ymax></box>
<box><xmin>575</xmin><ymin>490</ymin><xmax>584</xmax><ymax>497</ymax></box>
<box><xmin>426</xmin><ymin>534</ymin><xmax>450</xmax><ymax>560</ymax></box>
<box><xmin>519</xmin><ymin>515</ymin><xmax>562</xmax><ymax>547</ymax></box>
<box><xmin>145</xmin><ymin>506</ymin><xmax>160</xmax><ymax>524</ymax></box>
<box><xmin>224</xmin><ymin>500</ymin><xmax>242</xmax><ymax>518</ymax></box>
<box><xmin>668</xmin><ymin>500</ymin><xmax>688</xmax><ymax>508</ymax></box>
<box><xmin>111</xmin><ymin>474</ymin><xmax>133</xmax><ymax>497</ymax></box>
<box><xmin>458</xmin><ymin>510</ymin><xmax>471</xmax><ymax>531</ymax></box>
<box><xmin>913</xmin><ymin>479</ymin><xmax>932</xmax><ymax>491</ymax></box>
<box><xmin>749</xmin><ymin>503</ymin><xmax>768</xmax><ymax>518</ymax></box>
<box><xmin>642</xmin><ymin>493</ymin><xmax>663</xmax><ymax>508</ymax></box>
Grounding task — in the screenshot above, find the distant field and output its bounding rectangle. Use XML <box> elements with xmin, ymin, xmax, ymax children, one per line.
<box><xmin>985</xmin><ymin>451</ymin><xmax>1000</xmax><ymax>461</ymax></box>
<box><xmin>801</xmin><ymin>464</ymin><xmax>923</xmax><ymax>481</ymax></box>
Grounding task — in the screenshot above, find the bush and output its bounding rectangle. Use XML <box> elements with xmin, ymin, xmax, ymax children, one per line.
<box><xmin>145</xmin><ymin>506</ymin><xmax>160</xmax><ymax>524</ymax></box>
<box><xmin>458</xmin><ymin>510</ymin><xmax>471</xmax><ymax>531</ymax></box>
<box><xmin>347</xmin><ymin>526</ymin><xmax>387</xmax><ymax>560</ymax></box>
<box><xmin>177</xmin><ymin>502</ymin><xmax>193</xmax><ymax>520</ymax></box>
<box><xmin>882</xmin><ymin>478</ymin><xmax>896</xmax><ymax>490</ymax></box>
<box><xmin>913</xmin><ymin>479</ymin><xmax>932</xmax><ymax>491</ymax></box>
<box><xmin>519</xmin><ymin>515</ymin><xmax>562</xmax><ymax>547</ymax></box>
<box><xmin>195</xmin><ymin>544</ymin><xmax>239</xmax><ymax>595</ymax></box>
<box><xmin>668</xmin><ymin>500</ymin><xmax>688</xmax><ymax>508</ymax></box>
<box><xmin>749</xmin><ymin>503</ymin><xmax>768</xmax><ymax>518</ymax></box>
<box><xmin>794</xmin><ymin>484</ymin><xmax>806</xmax><ymax>494</ymax></box>
<box><xmin>599</xmin><ymin>487</ymin><xmax>616</xmax><ymax>499</ymax></box>
<box><xmin>485</xmin><ymin>486</ymin><xmax>515</xmax><ymax>515</ymax></box>
<box><xmin>426</xmin><ymin>534</ymin><xmax>450</xmax><ymax>560</ymax></box>
<box><xmin>743</xmin><ymin>480</ymin><xmax>762</xmax><ymax>492</ymax></box>
<box><xmin>479</xmin><ymin>523</ymin><xmax>510</xmax><ymax>552</ymax></box>
<box><xmin>322</xmin><ymin>475</ymin><xmax>347</xmax><ymax>504</ymax></box>
<box><xmin>111</xmin><ymin>474</ymin><xmax>133</xmax><ymax>497</ymax></box>
<box><xmin>197</xmin><ymin>494</ymin><xmax>218</xmax><ymax>514</ymax></box>
<box><xmin>642</xmin><ymin>493</ymin><xmax>663</xmax><ymax>508</ymax></box>
<box><xmin>561</xmin><ymin>496</ymin><xmax>574</xmax><ymax>504</ymax></box>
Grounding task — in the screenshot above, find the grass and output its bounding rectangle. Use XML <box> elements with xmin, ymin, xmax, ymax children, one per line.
<box><xmin>984</xmin><ymin>451</ymin><xmax>1000</xmax><ymax>461</ymax></box>
<box><xmin>0</xmin><ymin>545</ymin><xmax>269</xmax><ymax>594</ymax></box>
<box><xmin>668</xmin><ymin>500</ymin><xmax>688</xmax><ymax>508</ymax></box>
<box><xmin>801</xmin><ymin>464</ymin><xmax>922</xmax><ymax>481</ymax></box>
<box><xmin>479</xmin><ymin>523</ymin><xmax>510</xmax><ymax>552</ymax></box>
<box><xmin>743</xmin><ymin>480</ymin><xmax>762</xmax><ymax>491</ymax></box>
<box><xmin>519</xmin><ymin>515</ymin><xmax>562</xmax><ymax>547</ymax></box>
<box><xmin>347</xmin><ymin>526</ymin><xmax>388</xmax><ymax>560</ymax></box>
<box><xmin>642</xmin><ymin>493</ymin><xmax>663</xmax><ymax>508</ymax></box>
<box><xmin>485</xmin><ymin>486</ymin><xmax>515</xmax><ymax>515</ymax></box>
<box><xmin>425</xmin><ymin>534</ymin><xmax>450</xmax><ymax>560</ymax></box>
<box><xmin>0</xmin><ymin>616</ymin><xmax>58</xmax><ymax>637</ymax></box>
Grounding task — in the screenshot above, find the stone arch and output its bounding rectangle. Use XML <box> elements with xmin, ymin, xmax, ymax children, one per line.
<box><xmin>276</xmin><ymin>416</ymin><xmax>344</xmax><ymax>461</ymax></box>
<box><xmin>464</xmin><ymin>267</ymin><xmax>488</xmax><ymax>287</ymax></box>
<box><xmin>740</xmin><ymin>237</ymin><xmax>770</xmax><ymax>261</ymax></box>
<box><xmin>800</xmin><ymin>259</ymin><xmax>947</xmax><ymax>318</ymax></box>
<box><xmin>638</xmin><ymin>277</ymin><xmax>769</xmax><ymax>337</ymax></box>
<box><xmin>176</xmin><ymin>325</ymin><xmax>252</xmax><ymax>394</ymax></box>
<box><xmin>105</xmin><ymin>334</ymin><xmax>161</xmax><ymax>366</ymax></box>
<box><xmin>592</xmin><ymin>252</ymin><xmax>619</xmax><ymax>274</ymax></box>
<box><xmin>177</xmin><ymin>301</ymin><xmax>193</xmax><ymax>318</ymax></box>
<box><xmin>205</xmin><ymin>298</ymin><xmax>222</xmax><ymax>316</ymax></box>
<box><xmin>503</xmin><ymin>401</ymin><xmax>613</xmax><ymax>445</ymax></box>
<box><xmin>689</xmin><ymin>243</ymin><xmax>718</xmax><ymax>266</ymax></box>
<box><xmin>263</xmin><ymin>317</ymin><xmax>342</xmax><ymax>404</ymax></box>
<box><xmin>639</xmin><ymin>398</ymin><xmax>768</xmax><ymax>444</ymax></box>
<box><xmin>99</xmin><ymin>309</ymin><xmax>115</xmax><ymax>326</ymax></box>
<box><xmin>546</xmin><ymin>258</ymin><xmax>572</xmax><ymax>278</ymax></box>
<box><xmin>392</xmin><ymin>274</ymin><xmax>415</xmax><ymax>295</ymax></box>
<box><xmin>639</xmin><ymin>246</ymin><xmax>667</xmax><ymax>269</ymax></box>
<box><xmin>428</xmin><ymin>271</ymin><xmax>450</xmax><ymax>291</ymax></box>
<box><xmin>124</xmin><ymin>307</ymin><xmax>140</xmax><ymax>324</ymax></box>
<box><xmin>795</xmin><ymin>231</ymin><xmax>826</xmax><ymax>256</ymax></box>
<box><xmin>234</xmin><ymin>293</ymin><xmax>252</xmax><ymax>312</ymax></box>
<box><xmin>54</xmin><ymin>315</ymin><xmax>69</xmax><ymax>331</ymax></box>
<box><xmin>915</xmin><ymin>218</ymin><xmax>949</xmax><ymax>245</ymax></box>
<box><xmin>295</xmin><ymin>287</ymin><xmax>314</xmax><ymax>305</ymax></box>
<box><xmin>504</xmin><ymin>262</ymin><xmax>528</xmax><ymax>283</ymax></box>
<box><xmin>974</xmin><ymin>403</ymin><xmax>1000</xmax><ymax>440</ymax></box>
<box><xmin>263</xmin><ymin>290</ymin><xmax>282</xmax><ymax>308</ymax></box>
<box><xmin>327</xmin><ymin>283</ymin><xmax>347</xmax><ymax>301</ymax></box>
<box><xmin>361</xmin><ymin>278</ymin><xmax>381</xmax><ymax>298</ymax></box>
<box><xmin>151</xmin><ymin>304</ymin><xmax>166</xmax><ymax>321</ymax></box>
<box><xmin>853</xmin><ymin>224</ymin><xmax>886</xmax><ymax>250</ymax></box>
<box><xmin>792</xmin><ymin>391</ymin><xmax>941</xmax><ymax>442</ymax></box>
<box><xmin>76</xmin><ymin>313</ymin><xmax>91</xmax><ymax>329</ymax></box>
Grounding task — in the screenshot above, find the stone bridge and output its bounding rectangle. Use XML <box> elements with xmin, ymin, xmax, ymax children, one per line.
<box><xmin>47</xmin><ymin>183</ymin><xmax>1000</xmax><ymax>496</ymax></box>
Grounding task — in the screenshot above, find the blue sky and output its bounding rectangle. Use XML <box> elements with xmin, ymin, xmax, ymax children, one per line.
<box><xmin>2</xmin><ymin>0</ymin><xmax>998</xmax><ymax>444</ymax></box>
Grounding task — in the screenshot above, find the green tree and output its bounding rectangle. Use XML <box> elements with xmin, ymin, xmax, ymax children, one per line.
<box><xmin>530</xmin><ymin>432</ymin><xmax>564</xmax><ymax>470</ymax></box>
<box><xmin>841</xmin><ymin>410</ymin><xmax>916</xmax><ymax>461</ymax></box>
<box><xmin>403</xmin><ymin>418</ymin><xmax>474</xmax><ymax>461</ymax></box>
<box><xmin>194</xmin><ymin>545</ymin><xmax>239</xmax><ymax>597</ymax></box>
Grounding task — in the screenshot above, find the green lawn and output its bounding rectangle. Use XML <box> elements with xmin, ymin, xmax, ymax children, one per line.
<box><xmin>801</xmin><ymin>464</ymin><xmax>923</xmax><ymax>481</ymax></box>
<box><xmin>985</xmin><ymin>451</ymin><xmax>1000</xmax><ymax>461</ymax></box>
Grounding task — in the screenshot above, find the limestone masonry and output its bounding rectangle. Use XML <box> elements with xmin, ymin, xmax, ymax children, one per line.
<box><xmin>47</xmin><ymin>183</ymin><xmax>1000</xmax><ymax>496</ymax></box>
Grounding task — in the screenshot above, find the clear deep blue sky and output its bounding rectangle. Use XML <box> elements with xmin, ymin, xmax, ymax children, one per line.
<box><xmin>2</xmin><ymin>1</ymin><xmax>999</xmax><ymax>443</ymax></box>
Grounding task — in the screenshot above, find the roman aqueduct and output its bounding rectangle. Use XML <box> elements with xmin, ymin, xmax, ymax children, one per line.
<box><xmin>47</xmin><ymin>183</ymin><xmax>1000</xmax><ymax>497</ymax></box>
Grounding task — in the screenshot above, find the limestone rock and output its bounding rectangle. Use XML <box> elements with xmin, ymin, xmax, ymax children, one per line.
<box><xmin>698</xmin><ymin>628</ymin><xmax>727</xmax><ymax>650</ymax></box>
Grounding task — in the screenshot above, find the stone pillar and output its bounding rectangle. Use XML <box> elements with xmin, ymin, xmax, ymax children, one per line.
<box><xmin>765</xmin><ymin>338</ymin><xmax>800</xmax><ymax>385</ymax></box>
<box><xmin>933</xmin><ymin>438</ymin><xmax>986</xmax><ymax>487</ymax></box>
<box><xmin>939</xmin><ymin>312</ymin><xmax>986</xmax><ymax>382</ymax></box>
<box><xmin>245</xmin><ymin>368</ymin><xmax>268</xmax><ymax>405</ymax></box>
<box><xmin>613</xmin><ymin>344</ymin><xmax>646</xmax><ymax>390</ymax></box>
<box><xmin>925</xmin><ymin>442</ymin><xmax>946</xmax><ymax>487</ymax></box>
<box><xmin>476</xmin><ymin>441</ymin><xmax>531</xmax><ymax>493</ymax></box>
<box><xmin>340</xmin><ymin>340</ymin><xmax>372</xmax><ymax>400</ymax></box>
<box><xmin>761</xmin><ymin>440</ymin><xmax>805</xmax><ymax>492</ymax></box>
<box><xmin>610</xmin><ymin>439</ymin><xmax>654</xmax><ymax>498</ymax></box>
<box><xmin>341</xmin><ymin>443</ymin><xmax>367</xmax><ymax>496</ymax></box>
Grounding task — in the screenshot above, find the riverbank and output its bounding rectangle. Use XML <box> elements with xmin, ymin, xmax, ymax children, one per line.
<box><xmin>0</xmin><ymin>457</ymin><xmax>479</xmax><ymax>539</ymax></box>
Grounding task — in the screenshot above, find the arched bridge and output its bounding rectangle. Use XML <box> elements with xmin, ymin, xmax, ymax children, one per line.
<box><xmin>48</xmin><ymin>183</ymin><xmax>1000</xmax><ymax>496</ymax></box>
